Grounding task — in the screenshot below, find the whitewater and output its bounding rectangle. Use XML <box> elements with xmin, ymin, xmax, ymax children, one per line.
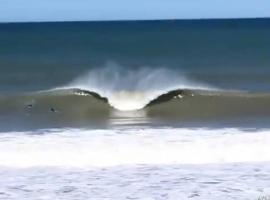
<box><xmin>1</xmin><ymin>127</ymin><xmax>270</xmax><ymax>200</ymax></box>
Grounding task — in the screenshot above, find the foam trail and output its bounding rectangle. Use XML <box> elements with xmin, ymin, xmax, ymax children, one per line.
<box><xmin>1</xmin><ymin>128</ymin><xmax>270</xmax><ymax>168</ymax></box>
<box><xmin>59</xmin><ymin>64</ymin><xmax>213</xmax><ymax>111</ymax></box>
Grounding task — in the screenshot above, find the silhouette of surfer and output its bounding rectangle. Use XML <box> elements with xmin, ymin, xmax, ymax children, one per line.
<box><xmin>50</xmin><ymin>107</ymin><xmax>56</xmax><ymax>112</ymax></box>
<box><xmin>24</xmin><ymin>103</ymin><xmax>59</xmax><ymax>114</ymax></box>
<box><xmin>50</xmin><ymin>107</ymin><xmax>59</xmax><ymax>113</ymax></box>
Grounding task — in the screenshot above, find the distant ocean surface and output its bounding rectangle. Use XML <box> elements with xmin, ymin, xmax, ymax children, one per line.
<box><xmin>0</xmin><ymin>19</ymin><xmax>270</xmax><ymax>200</ymax></box>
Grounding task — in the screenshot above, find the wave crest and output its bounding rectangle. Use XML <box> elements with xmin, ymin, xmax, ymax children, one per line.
<box><xmin>60</xmin><ymin>64</ymin><xmax>212</xmax><ymax>110</ymax></box>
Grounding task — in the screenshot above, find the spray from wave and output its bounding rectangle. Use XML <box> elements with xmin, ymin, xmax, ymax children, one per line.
<box><xmin>60</xmin><ymin>63</ymin><xmax>212</xmax><ymax>111</ymax></box>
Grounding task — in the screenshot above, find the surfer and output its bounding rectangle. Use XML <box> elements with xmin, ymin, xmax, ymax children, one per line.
<box><xmin>50</xmin><ymin>107</ymin><xmax>60</xmax><ymax>113</ymax></box>
<box><xmin>50</xmin><ymin>107</ymin><xmax>56</xmax><ymax>112</ymax></box>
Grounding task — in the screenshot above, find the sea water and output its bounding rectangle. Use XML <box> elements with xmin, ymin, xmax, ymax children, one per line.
<box><xmin>0</xmin><ymin>19</ymin><xmax>270</xmax><ymax>199</ymax></box>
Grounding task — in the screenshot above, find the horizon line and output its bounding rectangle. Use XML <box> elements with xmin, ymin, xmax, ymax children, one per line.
<box><xmin>1</xmin><ymin>16</ymin><xmax>270</xmax><ymax>24</ymax></box>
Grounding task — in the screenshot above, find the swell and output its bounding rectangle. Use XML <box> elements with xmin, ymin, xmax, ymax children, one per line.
<box><xmin>1</xmin><ymin>88</ymin><xmax>270</xmax><ymax>122</ymax></box>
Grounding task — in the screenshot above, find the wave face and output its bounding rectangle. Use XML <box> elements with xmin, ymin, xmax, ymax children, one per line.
<box><xmin>146</xmin><ymin>89</ymin><xmax>270</xmax><ymax>121</ymax></box>
<box><xmin>1</xmin><ymin>87</ymin><xmax>270</xmax><ymax>131</ymax></box>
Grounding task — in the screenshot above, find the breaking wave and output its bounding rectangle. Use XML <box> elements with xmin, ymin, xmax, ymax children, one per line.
<box><xmin>1</xmin><ymin>88</ymin><xmax>270</xmax><ymax>122</ymax></box>
<box><xmin>59</xmin><ymin>65</ymin><xmax>213</xmax><ymax>111</ymax></box>
<box><xmin>1</xmin><ymin>66</ymin><xmax>270</xmax><ymax>129</ymax></box>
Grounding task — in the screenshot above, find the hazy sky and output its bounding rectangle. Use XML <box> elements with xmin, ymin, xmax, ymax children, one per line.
<box><xmin>1</xmin><ymin>0</ymin><xmax>270</xmax><ymax>22</ymax></box>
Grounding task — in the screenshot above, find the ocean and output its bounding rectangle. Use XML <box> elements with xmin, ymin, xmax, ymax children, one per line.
<box><xmin>0</xmin><ymin>18</ymin><xmax>270</xmax><ymax>199</ymax></box>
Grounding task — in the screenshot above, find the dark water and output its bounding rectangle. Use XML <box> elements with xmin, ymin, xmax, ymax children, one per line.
<box><xmin>0</xmin><ymin>18</ymin><xmax>270</xmax><ymax>130</ymax></box>
<box><xmin>0</xmin><ymin>18</ymin><xmax>270</xmax><ymax>92</ymax></box>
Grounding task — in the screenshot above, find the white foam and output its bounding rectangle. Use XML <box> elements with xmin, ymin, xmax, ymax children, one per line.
<box><xmin>58</xmin><ymin>63</ymin><xmax>213</xmax><ymax>110</ymax></box>
<box><xmin>0</xmin><ymin>128</ymin><xmax>270</xmax><ymax>168</ymax></box>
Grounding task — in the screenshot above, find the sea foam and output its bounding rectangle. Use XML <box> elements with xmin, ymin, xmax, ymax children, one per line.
<box><xmin>0</xmin><ymin>127</ymin><xmax>269</xmax><ymax>168</ymax></box>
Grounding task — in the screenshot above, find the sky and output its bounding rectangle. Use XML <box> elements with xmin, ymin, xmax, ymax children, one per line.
<box><xmin>1</xmin><ymin>0</ymin><xmax>270</xmax><ymax>22</ymax></box>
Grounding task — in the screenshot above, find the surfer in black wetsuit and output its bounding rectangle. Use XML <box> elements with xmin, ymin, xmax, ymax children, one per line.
<box><xmin>50</xmin><ymin>107</ymin><xmax>61</xmax><ymax>113</ymax></box>
<box><xmin>50</xmin><ymin>107</ymin><xmax>56</xmax><ymax>112</ymax></box>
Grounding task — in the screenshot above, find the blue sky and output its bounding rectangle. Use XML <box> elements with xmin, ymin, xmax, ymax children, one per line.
<box><xmin>1</xmin><ymin>0</ymin><xmax>270</xmax><ymax>22</ymax></box>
